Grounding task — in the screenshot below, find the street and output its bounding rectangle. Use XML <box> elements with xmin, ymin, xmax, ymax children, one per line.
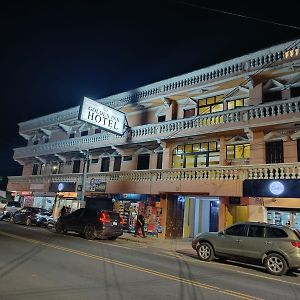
<box><xmin>0</xmin><ymin>221</ymin><xmax>300</xmax><ymax>300</ymax></box>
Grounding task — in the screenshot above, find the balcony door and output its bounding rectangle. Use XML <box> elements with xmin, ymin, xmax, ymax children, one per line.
<box><xmin>266</xmin><ymin>141</ymin><xmax>283</xmax><ymax>163</ymax></box>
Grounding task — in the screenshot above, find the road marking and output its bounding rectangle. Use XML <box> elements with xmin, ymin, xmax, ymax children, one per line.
<box><xmin>160</xmin><ymin>250</ymin><xmax>300</xmax><ymax>286</ymax></box>
<box><xmin>0</xmin><ymin>230</ymin><xmax>261</xmax><ymax>300</ymax></box>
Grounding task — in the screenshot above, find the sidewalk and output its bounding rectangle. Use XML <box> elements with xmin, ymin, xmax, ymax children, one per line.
<box><xmin>119</xmin><ymin>232</ymin><xmax>193</xmax><ymax>252</ymax></box>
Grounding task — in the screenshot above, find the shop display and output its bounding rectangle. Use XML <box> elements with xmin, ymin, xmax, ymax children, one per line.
<box><xmin>113</xmin><ymin>198</ymin><xmax>162</xmax><ymax>237</ymax></box>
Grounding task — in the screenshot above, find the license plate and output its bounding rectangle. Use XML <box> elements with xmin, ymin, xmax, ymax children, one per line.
<box><xmin>113</xmin><ymin>221</ymin><xmax>117</xmax><ymax>226</ymax></box>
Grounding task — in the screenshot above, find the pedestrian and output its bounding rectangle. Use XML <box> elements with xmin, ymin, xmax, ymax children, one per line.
<box><xmin>134</xmin><ymin>212</ymin><xmax>146</xmax><ymax>238</ymax></box>
<box><xmin>66</xmin><ymin>205</ymin><xmax>71</xmax><ymax>215</ymax></box>
<box><xmin>60</xmin><ymin>205</ymin><xmax>66</xmax><ymax>217</ymax></box>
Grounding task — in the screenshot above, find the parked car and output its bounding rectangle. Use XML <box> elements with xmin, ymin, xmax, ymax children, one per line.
<box><xmin>55</xmin><ymin>208</ymin><xmax>124</xmax><ymax>240</ymax></box>
<box><xmin>192</xmin><ymin>222</ymin><xmax>300</xmax><ymax>276</ymax></box>
<box><xmin>1</xmin><ymin>201</ymin><xmax>21</xmax><ymax>219</ymax></box>
<box><xmin>10</xmin><ymin>207</ymin><xmax>53</xmax><ymax>226</ymax></box>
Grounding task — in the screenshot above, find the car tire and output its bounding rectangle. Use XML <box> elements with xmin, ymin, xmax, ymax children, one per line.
<box><xmin>25</xmin><ymin>218</ymin><xmax>32</xmax><ymax>226</ymax></box>
<box><xmin>264</xmin><ymin>253</ymin><xmax>288</xmax><ymax>276</ymax></box>
<box><xmin>197</xmin><ymin>242</ymin><xmax>215</xmax><ymax>261</ymax></box>
<box><xmin>83</xmin><ymin>224</ymin><xmax>96</xmax><ymax>240</ymax></box>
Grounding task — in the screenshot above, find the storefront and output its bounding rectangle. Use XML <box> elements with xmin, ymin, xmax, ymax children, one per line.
<box><xmin>112</xmin><ymin>194</ymin><xmax>163</xmax><ymax>237</ymax></box>
<box><xmin>244</xmin><ymin>179</ymin><xmax>300</xmax><ymax>230</ymax></box>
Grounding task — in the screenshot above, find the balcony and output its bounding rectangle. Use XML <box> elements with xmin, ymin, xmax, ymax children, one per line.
<box><xmin>13</xmin><ymin>97</ymin><xmax>300</xmax><ymax>160</ymax></box>
<box><xmin>8</xmin><ymin>162</ymin><xmax>300</xmax><ymax>197</ymax></box>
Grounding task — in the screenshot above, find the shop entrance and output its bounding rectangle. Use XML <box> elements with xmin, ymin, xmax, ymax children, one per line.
<box><xmin>183</xmin><ymin>197</ymin><xmax>220</xmax><ymax>238</ymax></box>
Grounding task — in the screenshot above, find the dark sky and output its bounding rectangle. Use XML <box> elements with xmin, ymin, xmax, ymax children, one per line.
<box><xmin>1</xmin><ymin>0</ymin><xmax>300</xmax><ymax>179</ymax></box>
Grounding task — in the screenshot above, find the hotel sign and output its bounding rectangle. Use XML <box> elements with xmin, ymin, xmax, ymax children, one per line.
<box><xmin>79</xmin><ymin>97</ymin><xmax>125</xmax><ymax>135</ymax></box>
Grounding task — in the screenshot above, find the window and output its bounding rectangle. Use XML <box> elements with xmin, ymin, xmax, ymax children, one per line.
<box><xmin>184</xmin><ymin>108</ymin><xmax>195</xmax><ymax>118</ymax></box>
<box><xmin>101</xmin><ymin>157</ymin><xmax>110</xmax><ymax>172</ymax></box>
<box><xmin>44</xmin><ymin>137</ymin><xmax>49</xmax><ymax>143</ymax></box>
<box><xmin>70</xmin><ymin>208</ymin><xmax>85</xmax><ymax>217</ymax></box>
<box><xmin>82</xmin><ymin>209</ymin><xmax>97</xmax><ymax>218</ymax></box>
<box><xmin>225</xmin><ymin>224</ymin><xmax>247</xmax><ymax>236</ymax></box>
<box><xmin>266</xmin><ymin>227</ymin><xmax>288</xmax><ymax>238</ymax></box>
<box><xmin>172</xmin><ymin>142</ymin><xmax>220</xmax><ymax>168</ymax></box>
<box><xmin>158</xmin><ymin>115</ymin><xmax>166</xmax><ymax>122</ymax></box>
<box><xmin>32</xmin><ymin>164</ymin><xmax>39</xmax><ymax>175</ymax></box>
<box><xmin>157</xmin><ymin>152</ymin><xmax>163</xmax><ymax>169</ymax></box>
<box><xmin>91</xmin><ymin>158</ymin><xmax>99</xmax><ymax>164</ymax></box>
<box><xmin>113</xmin><ymin>156</ymin><xmax>122</xmax><ymax>171</ymax></box>
<box><xmin>81</xmin><ymin>130</ymin><xmax>88</xmax><ymax>136</ymax></box>
<box><xmin>291</xmin><ymin>87</ymin><xmax>300</xmax><ymax>98</ymax></box>
<box><xmin>263</xmin><ymin>91</ymin><xmax>282</xmax><ymax>103</ymax></box>
<box><xmin>297</xmin><ymin>139</ymin><xmax>300</xmax><ymax>162</ymax></box>
<box><xmin>137</xmin><ymin>154</ymin><xmax>150</xmax><ymax>170</ymax></box>
<box><xmin>33</xmin><ymin>140</ymin><xmax>38</xmax><ymax>145</ymax></box>
<box><xmin>73</xmin><ymin>160</ymin><xmax>81</xmax><ymax>173</ymax></box>
<box><xmin>226</xmin><ymin>143</ymin><xmax>250</xmax><ymax>160</ymax></box>
<box><xmin>95</xmin><ymin>128</ymin><xmax>101</xmax><ymax>134</ymax></box>
<box><xmin>51</xmin><ymin>163</ymin><xmax>59</xmax><ymax>174</ymax></box>
<box><xmin>227</xmin><ymin>98</ymin><xmax>249</xmax><ymax>110</ymax></box>
<box><xmin>69</xmin><ymin>133</ymin><xmax>75</xmax><ymax>139</ymax></box>
<box><xmin>248</xmin><ymin>225</ymin><xmax>265</xmax><ymax>237</ymax></box>
<box><xmin>266</xmin><ymin>140</ymin><xmax>283</xmax><ymax>163</ymax></box>
<box><xmin>198</xmin><ymin>94</ymin><xmax>224</xmax><ymax>115</ymax></box>
<box><xmin>123</xmin><ymin>155</ymin><xmax>132</xmax><ymax>161</ymax></box>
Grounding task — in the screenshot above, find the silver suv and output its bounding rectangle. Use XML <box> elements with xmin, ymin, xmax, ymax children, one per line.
<box><xmin>192</xmin><ymin>222</ymin><xmax>300</xmax><ymax>276</ymax></box>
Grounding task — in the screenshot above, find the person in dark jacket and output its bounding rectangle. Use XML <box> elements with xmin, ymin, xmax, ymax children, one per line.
<box><xmin>60</xmin><ymin>205</ymin><xmax>66</xmax><ymax>217</ymax></box>
<box><xmin>134</xmin><ymin>212</ymin><xmax>146</xmax><ymax>237</ymax></box>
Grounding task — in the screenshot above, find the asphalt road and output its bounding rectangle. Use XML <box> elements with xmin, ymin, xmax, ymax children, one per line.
<box><xmin>0</xmin><ymin>221</ymin><xmax>300</xmax><ymax>300</ymax></box>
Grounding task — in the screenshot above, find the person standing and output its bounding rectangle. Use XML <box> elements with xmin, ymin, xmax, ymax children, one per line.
<box><xmin>134</xmin><ymin>212</ymin><xmax>146</xmax><ymax>238</ymax></box>
<box><xmin>60</xmin><ymin>205</ymin><xmax>66</xmax><ymax>217</ymax></box>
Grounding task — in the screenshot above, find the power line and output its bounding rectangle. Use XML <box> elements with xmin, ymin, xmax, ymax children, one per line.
<box><xmin>175</xmin><ymin>1</ymin><xmax>300</xmax><ymax>31</ymax></box>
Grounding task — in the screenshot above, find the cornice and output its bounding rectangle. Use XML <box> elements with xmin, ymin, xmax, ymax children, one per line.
<box><xmin>18</xmin><ymin>39</ymin><xmax>300</xmax><ymax>133</ymax></box>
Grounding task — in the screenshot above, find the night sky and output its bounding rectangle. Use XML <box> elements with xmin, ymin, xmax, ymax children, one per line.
<box><xmin>1</xmin><ymin>0</ymin><xmax>300</xmax><ymax>181</ymax></box>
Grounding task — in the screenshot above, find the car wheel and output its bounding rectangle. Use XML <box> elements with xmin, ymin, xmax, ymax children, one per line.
<box><xmin>197</xmin><ymin>242</ymin><xmax>215</xmax><ymax>261</ymax></box>
<box><xmin>264</xmin><ymin>253</ymin><xmax>288</xmax><ymax>276</ymax></box>
<box><xmin>25</xmin><ymin>218</ymin><xmax>32</xmax><ymax>226</ymax></box>
<box><xmin>83</xmin><ymin>224</ymin><xmax>96</xmax><ymax>240</ymax></box>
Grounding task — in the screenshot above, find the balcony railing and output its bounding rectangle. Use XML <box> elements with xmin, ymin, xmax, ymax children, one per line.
<box><xmin>8</xmin><ymin>163</ymin><xmax>300</xmax><ymax>188</ymax></box>
<box><xmin>14</xmin><ymin>96</ymin><xmax>300</xmax><ymax>160</ymax></box>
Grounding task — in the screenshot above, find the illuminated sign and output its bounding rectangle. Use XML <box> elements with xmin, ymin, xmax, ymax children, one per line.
<box><xmin>243</xmin><ymin>179</ymin><xmax>300</xmax><ymax>198</ymax></box>
<box><xmin>79</xmin><ymin>97</ymin><xmax>125</xmax><ymax>135</ymax></box>
<box><xmin>49</xmin><ymin>182</ymin><xmax>76</xmax><ymax>192</ymax></box>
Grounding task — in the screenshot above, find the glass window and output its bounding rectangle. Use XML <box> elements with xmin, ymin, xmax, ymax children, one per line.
<box><xmin>177</xmin><ymin>145</ymin><xmax>184</xmax><ymax>154</ymax></box>
<box><xmin>185</xmin><ymin>154</ymin><xmax>195</xmax><ymax>168</ymax></box>
<box><xmin>225</xmin><ymin>224</ymin><xmax>247</xmax><ymax>236</ymax></box>
<box><xmin>71</xmin><ymin>208</ymin><xmax>85</xmax><ymax>217</ymax></box>
<box><xmin>248</xmin><ymin>225</ymin><xmax>265</xmax><ymax>237</ymax></box>
<box><xmin>193</xmin><ymin>144</ymin><xmax>200</xmax><ymax>152</ymax></box>
<box><xmin>81</xmin><ymin>130</ymin><xmax>88</xmax><ymax>136</ymax></box>
<box><xmin>209</xmin><ymin>142</ymin><xmax>217</xmax><ymax>151</ymax></box>
<box><xmin>91</xmin><ymin>158</ymin><xmax>99</xmax><ymax>164</ymax></box>
<box><xmin>198</xmin><ymin>99</ymin><xmax>206</xmax><ymax>106</ymax></box>
<box><xmin>211</xmin><ymin>103</ymin><xmax>223</xmax><ymax>113</ymax></box>
<box><xmin>185</xmin><ymin>144</ymin><xmax>193</xmax><ymax>153</ymax></box>
<box><xmin>200</xmin><ymin>143</ymin><xmax>208</xmax><ymax>152</ymax></box>
<box><xmin>69</xmin><ymin>133</ymin><xmax>75</xmax><ymax>139</ymax></box>
<box><xmin>266</xmin><ymin>227</ymin><xmax>288</xmax><ymax>238</ymax></box>
<box><xmin>158</xmin><ymin>115</ymin><xmax>166</xmax><ymax>122</ymax></box>
<box><xmin>207</xmin><ymin>97</ymin><xmax>215</xmax><ymax>105</ymax></box>
<box><xmin>173</xmin><ymin>154</ymin><xmax>183</xmax><ymax>168</ymax></box>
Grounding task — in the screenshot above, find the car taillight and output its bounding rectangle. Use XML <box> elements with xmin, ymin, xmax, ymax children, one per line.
<box><xmin>99</xmin><ymin>212</ymin><xmax>111</xmax><ymax>223</ymax></box>
<box><xmin>120</xmin><ymin>217</ymin><xmax>126</xmax><ymax>225</ymax></box>
<box><xmin>291</xmin><ymin>241</ymin><xmax>300</xmax><ymax>248</ymax></box>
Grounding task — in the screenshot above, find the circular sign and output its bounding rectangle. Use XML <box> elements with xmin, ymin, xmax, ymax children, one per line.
<box><xmin>269</xmin><ymin>181</ymin><xmax>284</xmax><ymax>196</ymax></box>
<box><xmin>58</xmin><ymin>183</ymin><xmax>65</xmax><ymax>192</ymax></box>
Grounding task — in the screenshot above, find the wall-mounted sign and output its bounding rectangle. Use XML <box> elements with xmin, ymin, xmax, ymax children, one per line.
<box><xmin>49</xmin><ymin>182</ymin><xmax>76</xmax><ymax>192</ymax></box>
<box><xmin>243</xmin><ymin>179</ymin><xmax>300</xmax><ymax>198</ymax></box>
<box><xmin>79</xmin><ymin>97</ymin><xmax>125</xmax><ymax>135</ymax></box>
<box><xmin>88</xmin><ymin>178</ymin><xmax>106</xmax><ymax>192</ymax></box>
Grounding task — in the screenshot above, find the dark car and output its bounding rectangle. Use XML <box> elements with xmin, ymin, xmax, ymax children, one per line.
<box><xmin>192</xmin><ymin>222</ymin><xmax>300</xmax><ymax>276</ymax></box>
<box><xmin>11</xmin><ymin>207</ymin><xmax>52</xmax><ymax>226</ymax></box>
<box><xmin>55</xmin><ymin>208</ymin><xmax>124</xmax><ymax>240</ymax></box>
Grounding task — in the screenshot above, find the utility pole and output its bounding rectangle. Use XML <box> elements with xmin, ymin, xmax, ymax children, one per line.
<box><xmin>81</xmin><ymin>149</ymin><xmax>89</xmax><ymax>201</ymax></box>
